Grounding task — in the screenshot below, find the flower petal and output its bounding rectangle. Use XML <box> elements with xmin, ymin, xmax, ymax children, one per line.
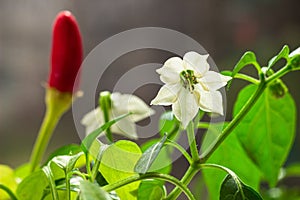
<box><xmin>111</xmin><ymin>93</ymin><xmax>155</xmax><ymax>122</ymax></box>
<box><xmin>183</xmin><ymin>51</ymin><xmax>210</xmax><ymax>76</ymax></box>
<box><xmin>199</xmin><ymin>71</ymin><xmax>232</xmax><ymax>91</ymax></box>
<box><xmin>157</xmin><ymin>57</ymin><xmax>183</xmax><ymax>84</ymax></box>
<box><xmin>194</xmin><ymin>86</ymin><xmax>224</xmax><ymax>115</ymax></box>
<box><xmin>151</xmin><ymin>83</ymin><xmax>181</xmax><ymax>106</ymax></box>
<box><xmin>172</xmin><ymin>88</ymin><xmax>199</xmax><ymax>128</ymax></box>
<box><xmin>81</xmin><ymin>107</ymin><xmax>104</xmax><ymax>135</ymax></box>
<box><xmin>289</xmin><ymin>47</ymin><xmax>300</xmax><ymax>57</ymax></box>
<box><xmin>111</xmin><ymin>117</ymin><xmax>138</xmax><ymax>139</ymax></box>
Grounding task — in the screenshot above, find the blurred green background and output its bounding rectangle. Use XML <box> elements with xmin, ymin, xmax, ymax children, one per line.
<box><xmin>0</xmin><ymin>0</ymin><xmax>299</xmax><ymax>196</ymax></box>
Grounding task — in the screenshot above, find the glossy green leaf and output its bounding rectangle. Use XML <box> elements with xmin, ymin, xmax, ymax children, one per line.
<box><xmin>0</xmin><ymin>165</ymin><xmax>17</xmax><ymax>200</ymax></box>
<box><xmin>228</xmin><ymin>51</ymin><xmax>258</xmax><ymax>88</ymax></box>
<box><xmin>16</xmin><ymin>170</ymin><xmax>48</xmax><ymax>200</ymax></box>
<box><xmin>220</xmin><ymin>175</ymin><xmax>263</xmax><ymax>200</ymax></box>
<box><xmin>81</xmin><ymin>113</ymin><xmax>130</xmax><ymax>153</ymax></box>
<box><xmin>100</xmin><ymin>140</ymin><xmax>142</xmax><ymax>200</ymax></box>
<box><xmin>137</xmin><ymin>180</ymin><xmax>166</xmax><ymax>200</ymax></box>
<box><xmin>79</xmin><ymin>180</ymin><xmax>112</xmax><ymax>200</ymax></box>
<box><xmin>140</xmin><ymin>139</ymin><xmax>172</xmax><ymax>174</ymax></box>
<box><xmin>135</xmin><ymin>134</ymin><xmax>167</xmax><ymax>174</ymax></box>
<box><xmin>51</xmin><ymin>152</ymin><xmax>84</xmax><ymax>173</ymax></box>
<box><xmin>234</xmin><ymin>84</ymin><xmax>296</xmax><ymax>186</ymax></box>
<box><xmin>202</xmin><ymin>123</ymin><xmax>261</xmax><ymax>200</ymax></box>
<box><xmin>267</xmin><ymin>45</ymin><xmax>290</xmax><ymax>70</ymax></box>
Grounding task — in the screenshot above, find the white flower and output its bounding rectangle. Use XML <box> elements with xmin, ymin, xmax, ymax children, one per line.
<box><xmin>151</xmin><ymin>51</ymin><xmax>231</xmax><ymax>128</ymax></box>
<box><xmin>81</xmin><ymin>92</ymin><xmax>155</xmax><ymax>139</ymax></box>
<box><xmin>289</xmin><ymin>47</ymin><xmax>300</xmax><ymax>57</ymax></box>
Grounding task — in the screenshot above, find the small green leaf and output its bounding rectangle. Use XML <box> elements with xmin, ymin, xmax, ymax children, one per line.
<box><xmin>51</xmin><ymin>152</ymin><xmax>84</xmax><ymax>173</ymax></box>
<box><xmin>0</xmin><ymin>165</ymin><xmax>17</xmax><ymax>200</ymax></box>
<box><xmin>81</xmin><ymin>113</ymin><xmax>130</xmax><ymax>153</ymax></box>
<box><xmin>234</xmin><ymin>84</ymin><xmax>296</xmax><ymax>186</ymax></box>
<box><xmin>100</xmin><ymin>140</ymin><xmax>142</xmax><ymax>200</ymax></box>
<box><xmin>135</xmin><ymin>134</ymin><xmax>167</xmax><ymax>174</ymax></box>
<box><xmin>267</xmin><ymin>45</ymin><xmax>290</xmax><ymax>70</ymax></box>
<box><xmin>229</xmin><ymin>51</ymin><xmax>258</xmax><ymax>88</ymax></box>
<box><xmin>140</xmin><ymin>139</ymin><xmax>172</xmax><ymax>174</ymax></box>
<box><xmin>137</xmin><ymin>180</ymin><xmax>166</xmax><ymax>200</ymax></box>
<box><xmin>17</xmin><ymin>170</ymin><xmax>48</xmax><ymax>200</ymax></box>
<box><xmin>79</xmin><ymin>180</ymin><xmax>112</xmax><ymax>200</ymax></box>
<box><xmin>220</xmin><ymin>175</ymin><xmax>263</xmax><ymax>200</ymax></box>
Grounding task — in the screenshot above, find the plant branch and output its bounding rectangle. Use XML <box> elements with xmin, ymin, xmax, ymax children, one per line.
<box><xmin>103</xmin><ymin>172</ymin><xmax>196</xmax><ymax>200</ymax></box>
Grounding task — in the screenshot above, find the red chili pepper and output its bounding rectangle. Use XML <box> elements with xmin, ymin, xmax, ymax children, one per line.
<box><xmin>48</xmin><ymin>10</ymin><xmax>83</xmax><ymax>93</ymax></box>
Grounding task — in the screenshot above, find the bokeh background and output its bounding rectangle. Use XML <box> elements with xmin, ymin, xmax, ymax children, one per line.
<box><xmin>0</xmin><ymin>0</ymin><xmax>299</xmax><ymax>198</ymax></box>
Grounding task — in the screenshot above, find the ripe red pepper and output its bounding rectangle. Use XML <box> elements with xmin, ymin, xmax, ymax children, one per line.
<box><xmin>48</xmin><ymin>10</ymin><xmax>83</xmax><ymax>93</ymax></box>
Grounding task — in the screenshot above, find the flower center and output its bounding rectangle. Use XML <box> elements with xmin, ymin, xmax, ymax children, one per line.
<box><xmin>180</xmin><ymin>70</ymin><xmax>198</xmax><ymax>92</ymax></box>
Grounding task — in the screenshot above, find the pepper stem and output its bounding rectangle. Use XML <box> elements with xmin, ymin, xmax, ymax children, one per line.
<box><xmin>29</xmin><ymin>88</ymin><xmax>72</xmax><ymax>172</ymax></box>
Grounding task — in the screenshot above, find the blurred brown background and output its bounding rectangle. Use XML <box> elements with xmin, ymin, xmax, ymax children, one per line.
<box><xmin>0</xmin><ymin>0</ymin><xmax>299</xmax><ymax>186</ymax></box>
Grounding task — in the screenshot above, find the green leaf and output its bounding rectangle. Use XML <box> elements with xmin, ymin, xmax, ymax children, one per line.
<box><xmin>140</xmin><ymin>139</ymin><xmax>172</xmax><ymax>174</ymax></box>
<box><xmin>14</xmin><ymin>163</ymin><xmax>31</xmax><ymax>181</ymax></box>
<box><xmin>45</xmin><ymin>144</ymin><xmax>82</xmax><ymax>164</ymax></box>
<box><xmin>137</xmin><ymin>180</ymin><xmax>166</xmax><ymax>200</ymax></box>
<box><xmin>100</xmin><ymin>140</ymin><xmax>142</xmax><ymax>200</ymax></box>
<box><xmin>234</xmin><ymin>84</ymin><xmax>296</xmax><ymax>186</ymax></box>
<box><xmin>229</xmin><ymin>51</ymin><xmax>258</xmax><ymax>88</ymax></box>
<box><xmin>159</xmin><ymin>111</ymin><xmax>180</xmax><ymax>139</ymax></box>
<box><xmin>79</xmin><ymin>180</ymin><xmax>112</xmax><ymax>200</ymax></box>
<box><xmin>81</xmin><ymin>113</ymin><xmax>130</xmax><ymax>153</ymax></box>
<box><xmin>267</xmin><ymin>45</ymin><xmax>290</xmax><ymax>70</ymax></box>
<box><xmin>220</xmin><ymin>175</ymin><xmax>263</xmax><ymax>200</ymax></box>
<box><xmin>135</xmin><ymin>134</ymin><xmax>167</xmax><ymax>174</ymax></box>
<box><xmin>0</xmin><ymin>165</ymin><xmax>17</xmax><ymax>200</ymax></box>
<box><xmin>43</xmin><ymin>190</ymin><xmax>78</xmax><ymax>200</ymax></box>
<box><xmin>51</xmin><ymin>152</ymin><xmax>84</xmax><ymax>173</ymax></box>
<box><xmin>17</xmin><ymin>170</ymin><xmax>48</xmax><ymax>200</ymax></box>
<box><xmin>202</xmin><ymin>123</ymin><xmax>261</xmax><ymax>200</ymax></box>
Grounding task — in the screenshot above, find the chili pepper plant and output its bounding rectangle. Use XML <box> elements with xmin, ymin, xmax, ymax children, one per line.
<box><xmin>0</xmin><ymin>10</ymin><xmax>300</xmax><ymax>200</ymax></box>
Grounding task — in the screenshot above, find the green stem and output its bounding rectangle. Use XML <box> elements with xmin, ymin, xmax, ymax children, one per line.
<box><xmin>187</xmin><ymin>121</ymin><xmax>199</xmax><ymax>161</ymax></box>
<box><xmin>29</xmin><ymin>89</ymin><xmax>71</xmax><ymax>172</ymax></box>
<box><xmin>0</xmin><ymin>184</ymin><xmax>18</xmax><ymax>200</ymax></box>
<box><xmin>29</xmin><ymin>105</ymin><xmax>62</xmax><ymax>172</ymax></box>
<box><xmin>90</xmin><ymin>145</ymin><xmax>108</xmax><ymax>182</ymax></box>
<box><xmin>165</xmin><ymin>140</ymin><xmax>193</xmax><ymax>164</ymax></box>
<box><xmin>234</xmin><ymin>73</ymin><xmax>260</xmax><ymax>85</ymax></box>
<box><xmin>85</xmin><ymin>153</ymin><xmax>92</xmax><ymax>177</ymax></box>
<box><xmin>66</xmin><ymin>171</ymin><xmax>71</xmax><ymax>200</ymax></box>
<box><xmin>165</xmin><ymin>165</ymin><xmax>198</xmax><ymax>200</ymax></box>
<box><xmin>99</xmin><ymin>91</ymin><xmax>113</xmax><ymax>143</ymax></box>
<box><xmin>200</xmin><ymin>81</ymin><xmax>266</xmax><ymax>162</ymax></box>
<box><xmin>103</xmin><ymin>172</ymin><xmax>196</xmax><ymax>200</ymax></box>
<box><xmin>197</xmin><ymin>122</ymin><xmax>210</xmax><ymax>129</ymax></box>
<box><xmin>197</xmin><ymin>163</ymin><xmax>245</xmax><ymax>198</ymax></box>
<box><xmin>43</xmin><ymin>165</ymin><xmax>59</xmax><ymax>200</ymax></box>
<box><xmin>266</xmin><ymin>64</ymin><xmax>292</xmax><ymax>84</ymax></box>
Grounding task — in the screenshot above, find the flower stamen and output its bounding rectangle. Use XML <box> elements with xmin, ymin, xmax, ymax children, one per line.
<box><xmin>180</xmin><ymin>70</ymin><xmax>198</xmax><ymax>93</ymax></box>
